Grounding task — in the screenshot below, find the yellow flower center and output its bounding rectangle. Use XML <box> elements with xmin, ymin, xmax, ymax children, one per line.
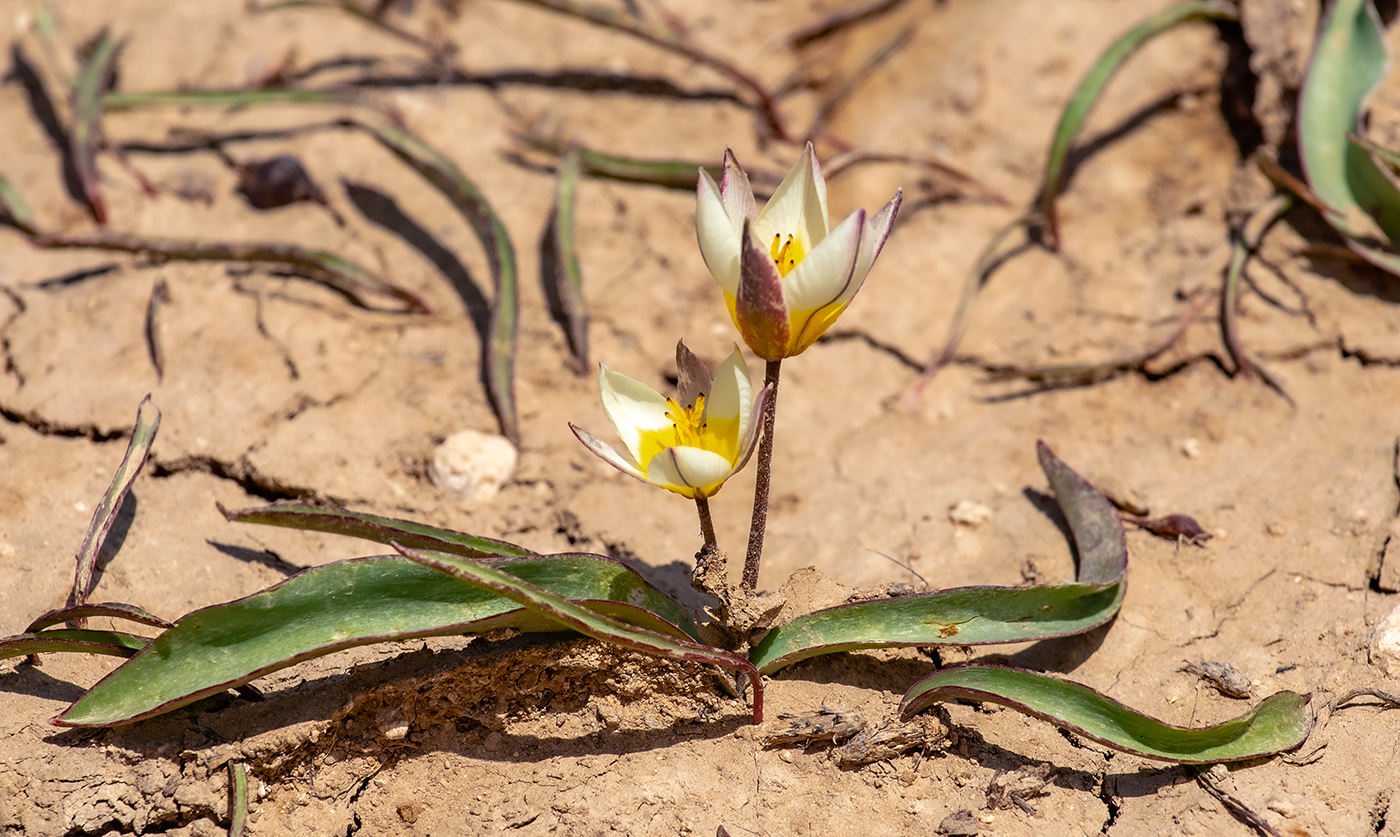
<box><xmin>664</xmin><ymin>394</ymin><xmax>707</xmax><ymax>448</ymax></box>
<box><xmin>770</xmin><ymin>234</ymin><xmax>804</xmax><ymax>277</ymax></box>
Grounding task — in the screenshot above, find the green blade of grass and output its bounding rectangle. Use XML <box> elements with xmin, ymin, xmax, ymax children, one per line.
<box><xmin>900</xmin><ymin>664</ymin><xmax>1312</xmax><ymax>764</ymax></box>
<box><xmin>0</xmin><ymin>629</ymin><xmax>150</xmax><ymax>660</ymax></box>
<box><xmin>67</xmin><ymin>396</ymin><xmax>160</xmax><ymax>621</ymax></box>
<box><xmin>0</xmin><ymin>172</ymin><xmax>40</xmax><ymax>235</ymax></box>
<box><xmin>55</xmin><ymin>552</ymin><xmax>699</xmax><ymax>727</ymax></box>
<box><xmin>103</xmin><ymin>87</ymin><xmax>362</xmax><ymax>111</ymax></box>
<box><xmin>748</xmin><ymin>440</ymin><xmax>1125</xmax><ymax>674</ymax></box>
<box><xmin>1036</xmin><ymin>1</ymin><xmax>1236</xmax><ymax>248</ymax></box>
<box><xmin>28</xmin><ymin>232</ymin><xmax>430</xmax><ymax>314</ymax></box>
<box><xmin>217</xmin><ymin>500</ymin><xmax>533</xmax><ymax>558</ymax></box>
<box><xmin>396</xmin><ymin>544</ymin><xmax>763</xmax><ymax>723</ymax></box>
<box><xmin>544</xmin><ymin>146</ymin><xmax>588</xmax><ymax>369</ymax></box>
<box><xmin>26</xmin><ymin>602</ymin><xmax>172</xmax><ymax>633</ymax></box>
<box><xmin>354</xmin><ymin>120</ymin><xmax>521</xmax><ymax>442</ymax></box>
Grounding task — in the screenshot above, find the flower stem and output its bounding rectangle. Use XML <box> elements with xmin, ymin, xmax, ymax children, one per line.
<box><xmin>741</xmin><ymin>359</ymin><xmax>782</xmax><ymax>594</ymax></box>
<box><xmin>694</xmin><ymin>496</ymin><xmax>718</xmax><ymax>552</ymax></box>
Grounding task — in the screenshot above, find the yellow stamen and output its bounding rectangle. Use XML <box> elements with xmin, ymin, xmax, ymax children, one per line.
<box><xmin>769</xmin><ymin>233</ymin><xmax>804</xmax><ymax>277</ymax></box>
<box><xmin>664</xmin><ymin>394</ymin><xmax>707</xmax><ymax>447</ymax></box>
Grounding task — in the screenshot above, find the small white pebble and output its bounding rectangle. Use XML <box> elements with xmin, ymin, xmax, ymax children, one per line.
<box><xmin>779</xmin><ymin>751</ymin><xmax>794</xmax><ymax>763</ymax></box>
<box><xmin>74</xmin><ymin>500</ymin><xmax>87</xmax><ymax>513</ymax></box>
<box><xmin>949</xmin><ymin>500</ymin><xmax>993</xmax><ymax>528</ymax></box>
<box><xmin>1180</xmin><ymin>437</ymin><xmax>1201</xmax><ymax>458</ymax></box>
<box><xmin>430</xmin><ymin>429</ymin><xmax>518</xmax><ymax>504</ymax></box>
<box><xmin>1369</xmin><ymin>603</ymin><xmax>1400</xmax><ymax>677</ymax></box>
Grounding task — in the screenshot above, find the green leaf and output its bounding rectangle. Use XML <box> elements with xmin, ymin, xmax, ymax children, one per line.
<box><xmin>355</xmin><ymin>121</ymin><xmax>521</xmax><ymax>443</ymax></box>
<box><xmin>68</xmin><ymin>396</ymin><xmax>160</xmax><ymax>619</ymax></box>
<box><xmin>1298</xmin><ymin>0</ymin><xmax>1400</xmax><ymax>271</ymax></box>
<box><xmin>71</xmin><ymin>28</ymin><xmax>120</xmax><ymax>224</ymax></box>
<box><xmin>749</xmin><ymin>441</ymin><xmax>1126</xmax><ymax>674</ymax></box>
<box><xmin>56</xmin><ymin>553</ymin><xmax>698</xmax><ymax>727</ymax></box>
<box><xmin>1036</xmin><ymin>1</ymin><xmax>1237</xmax><ymax>248</ymax></box>
<box><xmin>397</xmin><ymin>545</ymin><xmax>762</xmax><ymax>723</ymax></box>
<box><xmin>218</xmin><ymin>501</ymin><xmax>533</xmax><ymax>559</ymax></box>
<box><xmin>0</xmin><ymin>629</ymin><xmax>150</xmax><ymax>660</ymax></box>
<box><xmin>900</xmin><ymin>664</ymin><xmax>1312</xmax><ymax>764</ymax></box>
<box><xmin>228</xmin><ymin>761</ymin><xmax>249</xmax><ymax>837</ymax></box>
<box><xmin>518</xmin><ymin>132</ymin><xmax>722</xmax><ymax>191</ymax></box>
<box><xmin>102</xmin><ymin>87</ymin><xmax>357</xmax><ymax>111</ymax></box>
<box><xmin>543</xmin><ymin>145</ymin><xmax>588</xmax><ymax>369</ymax></box>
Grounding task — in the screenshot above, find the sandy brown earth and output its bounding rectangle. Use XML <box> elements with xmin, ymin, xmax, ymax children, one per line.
<box><xmin>4</xmin><ymin>0</ymin><xmax>1400</xmax><ymax>834</ymax></box>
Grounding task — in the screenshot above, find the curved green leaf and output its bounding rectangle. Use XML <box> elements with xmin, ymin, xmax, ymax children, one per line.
<box><xmin>71</xmin><ymin>29</ymin><xmax>120</xmax><ymax>224</ymax></box>
<box><xmin>0</xmin><ymin>171</ymin><xmax>39</xmax><ymax>235</ymax></box>
<box><xmin>56</xmin><ymin>552</ymin><xmax>697</xmax><ymax>727</ymax></box>
<box><xmin>1299</xmin><ymin>0</ymin><xmax>1400</xmax><ymax>250</ymax></box>
<box><xmin>1036</xmin><ymin>1</ymin><xmax>1236</xmax><ymax>248</ymax></box>
<box><xmin>354</xmin><ymin>120</ymin><xmax>521</xmax><ymax>443</ymax></box>
<box><xmin>900</xmin><ymin>664</ymin><xmax>1312</xmax><ymax>764</ymax></box>
<box><xmin>103</xmin><ymin>88</ymin><xmax>359</xmax><ymax>111</ymax></box>
<box><xmin>0</xmin><ymin>629</ymin><xmax>150</xmax><ymax>660</ymax></box>
<box><xmin>748</xmin><ymin>441</ymin><xmax>1126</xmax><ymax>674</ymax></box>
<box><xmin>398</xmin><ymin>545</ymin><xmax>762</xmax><ymax>723</ymax></box>
<box><xmin>218</xmin><ymin>501</ymin><xmax>532</xmax><ymax>559</ymax></box>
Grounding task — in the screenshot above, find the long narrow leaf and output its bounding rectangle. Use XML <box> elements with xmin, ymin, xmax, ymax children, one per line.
<box><xmin>900</xmin><ymin>664</ymin><xmax>1311</xmax><ymax>764</ymax></box>
<box><xmin>103</xmin><ymin>87</ymin><xmax>362</xmax><ymax>111</ymax></box>
<box><xmin>26</xmin><ymin>602</ymin><xmax>171</xmax><ymax>633</ymax></box>
<box><xmin>68</xmin><ymin>396</ymin><xmax>160</xmax><ymax>620</ymax></box>
<box><xmin>396</xmin><ymin>545</ymin><xmax>763</xmax><ymax>723</ymax></box>
<box><xmin>748</xmin><ymin>441</ymin><xmax>1125</xmax><ymax>674</ymax></box>
<box><xmin>517</xmin><ymin>132</ymin><xmax>725</xmax><ymax>191</ymax></box>
<box><xmin>56</xmin><ymin>553</ymin><xmax>698</xmax><ymax>727</ymax></box>
<box><xmin>355</xmin><ymin>121</ymin><xmax>520</xmax><ymax>442</ymax></box>
<box><xmin>228</xmin><ymin>761</ymin><xmax>249</xmax><ymax>837</ymax></box>
<box><xmin>1298</xmin><ymin>0</ymin><xmax>1400</xmax><ymax>274</ymax></box>
<box><xmin>544</xmin><ymin>146</ymin><xmax>588</xmax><ymax>369</ymax></box>
<box><xmin>70</xmin><ymin>29</ymin><xmax>120</xmax><ymax>224</ymax></box>
<box><xmin>1036</xmin><ymin>1</ymin><xmax>1236</xmax><ymax>248</ymax></box>
<box><xmin>0</xmin><ymin>172</ymin><xmax>39</xmax><ymax>235</ymax></box>
<box><xmin>29</xmin><ymin>232</ymin><xmax>430</xmax><ymax>313</ymax></box>
<box><xmin>218</xmin><ymin>501</ymin><xmax>533</xmax><ymax>558</ymax></box>
<box><xmin>0</xmin><ymin>629</ymin><xmax>150</xmax><ymax>660</ymax></box>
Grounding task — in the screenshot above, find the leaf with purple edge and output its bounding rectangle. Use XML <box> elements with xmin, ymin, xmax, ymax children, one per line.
<box><xmin>395</xmin><ymin>544</ymin><xmax>763</xmax><ymax>724</ymax></box>
<box><xmin>218</xmin><ymin>501</ymin><xmax>533</xmax><ymax>559</ymax></box>
<box><xmin>70</xmin><ymin>28</ymin><xmax>120</xmax><ymax>224</ymax></box>
<box><xmin>0</xmin><ymin>171</ymin><xmax>39</xmax><ymax>235</ymax></box>
<box><xmin>748</xmin><ymin>441</ymin><xmax>1126</xmax><ymax>674</ymax></box>
<box><xmin>26</xmin><ymin>602</ymin><xmax>172</xmax><ymax>633</ymax></box>
<box><xmin>543</xmin><ymin>145</ymin><xmax>588</xmax><ymax>369</ymax></box>
<box><xmin>55</xmin><ymin>552</ymin><xmax>699</xmax><ymax>727</ymax></box>
<box><xmin>67</xmin><ymin>396</ymin><xmax>160</xmax><ymax>621</ymax></box>
<box><xmin>899</xmin><ymin>664</ymin><xmax>1312</xmax><ymax>764</ymax></box>
<box><xmin>0</xmin><ymin>629</ymin><xmax>150</xmax><ymax>660</ymax></box>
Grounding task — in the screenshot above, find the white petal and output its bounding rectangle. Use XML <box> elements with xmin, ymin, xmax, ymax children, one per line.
<box><xmin>570</xmin><ymin>424</ymin><xmax>648</xmax><ymax>483</ymax></box>
<box><xmin>730</xmin><ymin>384</ymin><xmax>771</xmax><ymax>474</ymax></box>
<box><xmin>705</xmin><ymin>346</ymin><xmax>752</xmax><ymax>426</ymax></box>
<box><xmin>780</xmin><ymin>208</ymin><xmax>865</xmax><ymax>312</ymax></box>
<box><xmin>696</xmin><ymin>169</ymin><xmax>743</xmax><ymax>294</ymax></box>
<box><xmin>753</xmin><ymin>143</ymin><xmax>828</xmax><ymax>255</ymax></box>
<box><xmin>598</xmin><ymin>365</ymin><xmax>671</xmax><ymax>462</ymax></box>
<box><xmin>646</xmin><ymin>446</ymin><xmax>735</xmax><ymax>493</ymax></box>
<box><xmin>848</xmin><ymin>189</ymin><xmax>902</xmax><ymax>303</ymax></box>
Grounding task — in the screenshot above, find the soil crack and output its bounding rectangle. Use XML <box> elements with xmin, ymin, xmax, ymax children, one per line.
<box><xmin>150</xmin><ymin>453</ymin><xmax>340</xmax><ymax>503</ymax></box>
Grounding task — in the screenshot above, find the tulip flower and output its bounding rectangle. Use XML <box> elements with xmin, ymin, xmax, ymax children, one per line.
<box><xmin>571</xmin><ymin>343</ymin><xmax>770</xmax><ymax>500</ymax></box>
<box><xmin>696</xmin><ymin>143</ymin><xmax>902</xmax><ymax>361</ymax></box>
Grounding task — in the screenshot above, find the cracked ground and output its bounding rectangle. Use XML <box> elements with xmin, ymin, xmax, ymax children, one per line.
<box><xmin>4</xmin><ymin>0</ymin><xmax>1400</xmax><ymax>834</ymax></box>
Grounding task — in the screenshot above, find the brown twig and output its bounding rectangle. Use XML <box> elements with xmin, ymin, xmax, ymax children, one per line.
<box><xmin>821</xmin><ymin>147</ymin><xmax>1010</xmax><ymax>206</ymax></box>
<box><xmin>1222</xmin><ymin>193</ymin><xmax>1294</xmax><ymax>404</ymax></box>
<box><xmin>143</xmin><ymin>279</ymin><xmax>170</xmax><ymax>381</ymax></box>
<box><xmin>806</xmin><ymin>28</ymin><xmax>913</xmax><ymax>141</ymax></box>
<box><xmin>786</xmin><ymin>0</ymin><xmax>912</xmax><ymax>48</ymax></box>
<box><xmin>1196</xmin><ymin>769</ymin><xmax>1285</xmax><ymax>837</ymax></box>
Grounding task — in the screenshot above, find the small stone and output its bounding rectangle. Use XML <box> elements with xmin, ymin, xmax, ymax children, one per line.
<box><xmin>938</xmin><ymin>809</ymin><xmax>980</xmax><ymax>836</ymax></box>
<box><xmin>430</xmin><ymin>429</ymin><xmax>518</xmax><ymax>504</ymax></box>
<box><xmin>1181</xmin><ymin>437</ymin><xmax>1201</xmax><ymax>458</ymax></box>
<box><xmin>1370</xmin><ymin>603</ymin><xmax>1400</xmax><ymax>677</ymax></box>
<box><xmin>949</xmin><ymin>501</ymin><xmax>993</xmax><ymax>528</ymax></box>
